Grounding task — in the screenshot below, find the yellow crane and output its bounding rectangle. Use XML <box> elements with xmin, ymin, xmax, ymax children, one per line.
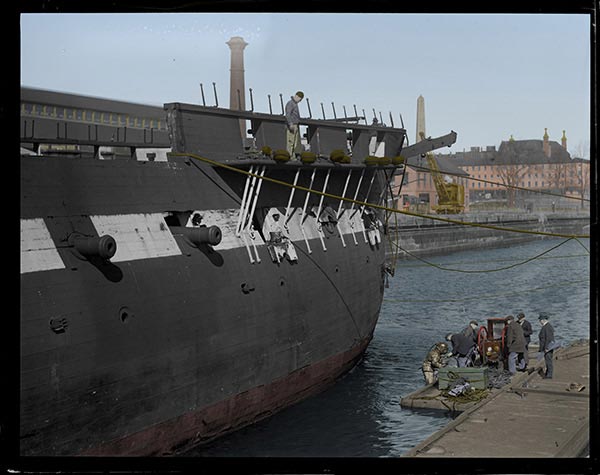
<box><xmin>419</xmin><ymin>132</ymin><xmax>465</xmax><ymax>214</ymax></box>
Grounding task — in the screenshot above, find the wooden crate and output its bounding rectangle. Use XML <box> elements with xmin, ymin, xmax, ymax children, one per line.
<box><xmin>438</xmin><ymin>367</ymin><xmax>488</xmax><ymax>390</ymax></box>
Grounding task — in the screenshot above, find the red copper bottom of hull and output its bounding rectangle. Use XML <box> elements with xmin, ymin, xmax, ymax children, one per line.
<box><xmin>81</xmin><ymin>336</ymin><xmax>372</xmax><ymax>456</ymax></box>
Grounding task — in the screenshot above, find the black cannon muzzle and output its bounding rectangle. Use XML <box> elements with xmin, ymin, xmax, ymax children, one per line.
<box><xmin>173</xmin><ymin>226</ymin><xmax>222</xmax><ymax>247</ymax></box>
<box><xmin>70</xmin><ymin>234</ymin><xmax>117</xmax><ymax>260</ymax></box>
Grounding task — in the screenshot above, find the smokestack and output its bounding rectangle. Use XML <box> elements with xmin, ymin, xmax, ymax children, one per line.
<box><xmin>226</xmin><ymin>36</ymin><xmax>248</xmax><ymax>138</ymax></box>
<box><xmin>416</xmin><ymin>95</ymin><xmax>426</xmax><ymax>143</ymax></box>
<box><xmin>561</xmin><ymin>130</ymin><xmax>567</xmax><ymax>149</ymax></box>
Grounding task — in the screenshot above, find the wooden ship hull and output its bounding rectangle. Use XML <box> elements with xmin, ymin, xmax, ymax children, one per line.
<box><xmin>20</xmin><ymin>88</ymin><xmax>455</xmax><ymax>455</ymax></box>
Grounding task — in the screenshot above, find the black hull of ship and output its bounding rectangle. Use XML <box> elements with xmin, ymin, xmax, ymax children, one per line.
<box><xmin>20</xmin><ymin>155</ymin><xmax>388</xmax><ymax>456</ymax></box>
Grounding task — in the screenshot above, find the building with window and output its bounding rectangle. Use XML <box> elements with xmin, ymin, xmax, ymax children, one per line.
<box><xmin>398</xmin><ymin>130</ymin><xmax>590</xmax><ymax>212</ymax></box>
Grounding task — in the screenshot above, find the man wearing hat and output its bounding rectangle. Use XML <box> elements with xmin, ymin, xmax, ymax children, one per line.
<box><xmin>505</xmin><ymin>315</ymin><xmax>527</xmax><ymax>375</ymax></box>
<box><xmin>517</xmin><ymin>312</ymin><xmax>533</xmax><ymax>367</ymax></box>
<box><xmin>285</xmin><ymin>91</ymin><xmax>304</xmax><ymax>156</ymax></box>
<box><xmin>461</xmin><ymin>320</ymin><xmax>480</xmax><ymax>365</ymax></box>
<box><xmin>538</xmin><ymin>312</ymin><xmax>556</xmax><ymax>379</ymax></box>
<box><xmin>445</xmin><ymin>332</ymin><xmax>473</xmax><ymax>368</ymax></box>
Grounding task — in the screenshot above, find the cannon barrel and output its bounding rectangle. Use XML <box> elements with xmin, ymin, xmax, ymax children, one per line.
<box><xmin>172</xmin><ymin>225</ymin><xmax>222</xmax><ymax>247</ymax></box>
<box><xmin>70</xmin><ymin>235</ymin><xmax>117</xmax><ymax>260</ymax></box>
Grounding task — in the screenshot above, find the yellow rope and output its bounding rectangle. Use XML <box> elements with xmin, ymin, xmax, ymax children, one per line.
<box><xmin>168</xmin><ymin>152</ymin><xmax>590</xmax><ymax>239</ymax></box>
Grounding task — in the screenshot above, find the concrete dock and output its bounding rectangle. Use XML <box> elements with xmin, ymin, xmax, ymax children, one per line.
<box><xmin>402</xmin><ymin>340</ymin><xmax>589</xmax><ymax>457</ymax></box>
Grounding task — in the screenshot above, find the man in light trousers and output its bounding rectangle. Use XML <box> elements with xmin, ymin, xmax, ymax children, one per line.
<box><xmin>285</xmin><ymin>91</ymin><xmax>304</xmax><ymax>156</ymax></box>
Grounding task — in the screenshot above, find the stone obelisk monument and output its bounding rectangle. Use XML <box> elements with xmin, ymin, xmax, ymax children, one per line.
<box><xmin>226</xmin><ymin>36</ymin><xmax>248</xmax><ymax>139</ymax></box>
<box><xmin>416</xmin><ymin>95</ymin><xmax>426</xmax><ymax>143</ymax></box>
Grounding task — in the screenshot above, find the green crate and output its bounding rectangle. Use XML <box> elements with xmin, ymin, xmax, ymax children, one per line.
<box><xmin>438</xmin><ymin>367</ymin><xmax>488</xmax><ymax>390</ymax></box>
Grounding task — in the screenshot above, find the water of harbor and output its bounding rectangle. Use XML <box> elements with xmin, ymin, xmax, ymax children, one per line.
<box><xmin>183</xmin><ymin>237</ymin><xmax>590</xmax><ymax>457</ymax></box>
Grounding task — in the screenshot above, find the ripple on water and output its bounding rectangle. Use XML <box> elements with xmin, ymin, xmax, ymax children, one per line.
<box><xmin>184</xmin><ymin>239</ymin><xmax>590</xmax><ymax>457</ymax></box>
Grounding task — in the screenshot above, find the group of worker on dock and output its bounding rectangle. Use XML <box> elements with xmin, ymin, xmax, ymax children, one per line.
<box><xmin>422</xmin><ymin>312</ymin><xmax>558</xmax><ymax>386</ymax></box>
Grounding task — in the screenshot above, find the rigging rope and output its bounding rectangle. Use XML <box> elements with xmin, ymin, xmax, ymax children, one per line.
<box><xmin>390</xmin><ymin>237</ymin><xmax>579</xmax><ymax>273</ymax></box>
<box><xmin>383</xmin><ymin>278</ymin><xmax>589</xmax><ymax>303</ymax></box>
<box><xmin>397</xmin><ymin>252</ymin><xmax>590</xmax><ymax>269</ymax></box>
<box><xmin>169</xmin><ymin>152</ymin><xmax>590</xmax><ymax>240</ymax></box>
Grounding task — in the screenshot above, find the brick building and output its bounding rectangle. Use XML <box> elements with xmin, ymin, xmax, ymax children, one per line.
<box><xmin>396</xmin><ymin>129</ymin><xmax>590</xmax><ymax>212</ymax></box>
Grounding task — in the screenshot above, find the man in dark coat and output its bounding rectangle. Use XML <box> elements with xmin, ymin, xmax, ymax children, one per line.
<box><xmin>505</xmin><ymin>315</ymin><xmax>527</xmax><ymax>374</ymax></box>
<box><xmin>461</xmin><ymin>320</ymin><xmax>479</xmax><ymax>364</ymax></box>
<box><xmin>445</xmin><ymin>332</ymin><xmax>473</xmax><ymax>367</ymax></box>
<box><xmin>517</xmin><ymin>312</ymin><xmax>533</xmax><ymax>366</ymax></box>
<box><xmin>538</xmin><ymin>313</ymin><xmax>556</xmax><ymax>379</ymax></box>
<box><xmin>462</xmin><ymin>320</ymin><xmax>479</xmax><ymax>345</ymax></box>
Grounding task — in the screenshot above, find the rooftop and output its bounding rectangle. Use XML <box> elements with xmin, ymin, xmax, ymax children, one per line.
<box><xmin>437</xmin><ymin>139</ymin><xmax>573</xmax><ymax>166</ymax></box>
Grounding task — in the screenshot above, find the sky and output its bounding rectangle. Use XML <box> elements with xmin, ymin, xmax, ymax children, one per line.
<box><xmin>20</xmin><ymin>13</ymin><xmax>591</xmax><ymax>157</ymax></box>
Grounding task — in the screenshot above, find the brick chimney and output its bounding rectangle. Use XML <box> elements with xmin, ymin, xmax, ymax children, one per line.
<box><xmin>226</xmin><ymin>36</ymin><xmax>248</xmax><ymax>139</ymax></box>
<box><xmin>561</xmin><ymin>130</ymin><xmax>567</xmax><ymax>149</ymax></box>
<box><xmin>543</xmin><ymin>128</ymin><xmax>551</xmax><ymax>157</ymax></box>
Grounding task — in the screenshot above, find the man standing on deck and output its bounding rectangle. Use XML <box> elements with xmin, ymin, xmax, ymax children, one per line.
<box><xmin>505</xmin><ymin>315</ymin><xmax>526</xmax><ymax>375</ymax></box>
<box><xmin>285</xmin><ymin>91</ymin><xmax>304</xmax><ymax>157</ymax></box>
<box><xmin>538</xmin><ymin>313</ymin><xmax>557</xmax><ymax>379</ymax></box>
<box><xmin>517</xmin><ymin>312</ymin><xmax>533</xmax><ymax>367</ymax></box>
